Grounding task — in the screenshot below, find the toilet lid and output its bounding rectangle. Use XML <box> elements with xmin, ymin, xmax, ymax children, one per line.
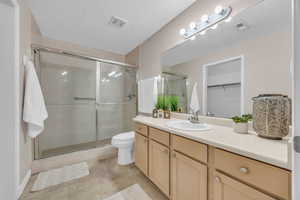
<box><xmin>113</xmin><ymin>131</ymin><xmax>135</xmax><ymax>141</ymax></box>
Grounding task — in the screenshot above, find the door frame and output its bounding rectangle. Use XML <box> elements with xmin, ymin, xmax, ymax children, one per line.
<box><xmin>202</xmin><ymin>55</ymin><xmax>245</xmax><ymax>116</ymax></box>
<box><xmin>0</xmin><ymin>0</ymin><xmax>20</xmax><ymax>199</ymax></box>
<box><xmin>292</xmin><ymin>0</ymin><xmax>300</xmax><ymax>199</ymax></box>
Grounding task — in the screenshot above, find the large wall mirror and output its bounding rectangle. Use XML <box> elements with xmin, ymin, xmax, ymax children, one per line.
<box><xmin>161</xmin><ymin>0</ymin><xmax>292</xmax><ymax>118</ymax></box>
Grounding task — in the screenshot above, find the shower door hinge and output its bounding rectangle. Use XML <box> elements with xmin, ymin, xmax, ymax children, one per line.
<box><xmin>294</xmin><ymin>136</ymin><xmax>300</xmax><ymax>153</ymax></box>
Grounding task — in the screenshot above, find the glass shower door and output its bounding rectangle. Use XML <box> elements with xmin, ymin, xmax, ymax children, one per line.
<box><xmin>96</xmin><ymin>62</ymin><xmax>137</xmax><ymax>144</ymax></box>
<box><xmin>37</xmin><ymin>51</ymin><xmax>98</xmax><ymax>159</ymax></box>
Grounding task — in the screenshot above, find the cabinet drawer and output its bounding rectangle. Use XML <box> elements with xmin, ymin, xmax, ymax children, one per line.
<box><xmin>135</xmin><ymin>123</ymin><xmax>148</xmax><ymax>136</ymax></box>
<box><xmin>214</xmin><ymin>171</ymin><xmax>276</xmax><ymax>200</ymax></box>
<box><xmin>172</xmin><ymin>135</ymin><xmax>207</xmax><ymax>163</ymax></box>
<box><xmin>149</xmin><ymin>127</ymin><xmax>170</xmax><ymax>146</ymax></box>
<box><xmin>214</xmin><ymin>149</ymin><xmax>290</xmax><ymax>200</ymax></box>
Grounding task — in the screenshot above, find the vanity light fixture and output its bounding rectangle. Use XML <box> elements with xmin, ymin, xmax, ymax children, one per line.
<box><xmin>61</xmin><ymin>71</ymin><xmax>68</xmax><ymax>76</ymax></box>
<box><xmin>179</xmin><ymin>5</ymin><xmax>232</xmax><ymax>40</ymax></box>
<box><xmin>211</xmin><ymin>24</ymin><xmax>218</xmax><ymax>30</ymax></box>
<box><xmin>179</xmin><ymin>28</ymin><xmax>186</xmax><ymax>36</ymax></box>
<box><xmin>190</xmin><ymin>36</ymin><xmax>196</xmax><ymax>40</ymax></box>
<box><xmin>225</xmin><ymin>16</ymin><xmax>232</xmax><ymax>23</ymax></box>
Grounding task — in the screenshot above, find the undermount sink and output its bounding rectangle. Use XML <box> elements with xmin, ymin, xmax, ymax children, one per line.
<box><xmin>166</xmin><ymin>120</ymin><xmax>211</xmax><ymax>131</ymax></box>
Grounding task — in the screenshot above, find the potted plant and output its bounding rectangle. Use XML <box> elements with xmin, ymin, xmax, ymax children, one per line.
<box><xmin>169</xmin><ymin>95</ymin><xmax>179</xmax><ymax>112</ymax></box>
<box><xmin>155</xmin><ymin>96</ymin><xmax>165</xmax><ymax>118</ymax></box>
<box><xmin>231</xmin><ymin>114</ymin><xmax>252</xmax><ymax>134</ymax></box>
<box><xmin>155</xmin><ymin>95</ymin><xmax>173</xmax><ymax>119</ymax></box>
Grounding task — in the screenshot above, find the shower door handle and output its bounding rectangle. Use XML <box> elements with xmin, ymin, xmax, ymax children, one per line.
<box><xmin>74</xmin><ymin>97</ymin><xmax>96</xmax><ymax>101</ymax></box>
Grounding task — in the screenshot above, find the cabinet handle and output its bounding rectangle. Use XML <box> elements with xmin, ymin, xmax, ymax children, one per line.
<box><xmin>172</xmin><ymin>152</ymin><xmax>176</xmax><ymax>158</ymax></box>
<box><xmin>215</xmin><ymin>176</ymin><xmax>221</xmax><ymax>183</ymax></box>
<box><xmin>239</xmin><ymin>167</ymin><xmax>249</xmax><ymax>174</ymax></box>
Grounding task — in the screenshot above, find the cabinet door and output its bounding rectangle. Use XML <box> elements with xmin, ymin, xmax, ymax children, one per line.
<box><xmin>135</xmin><ymin>133</ymin><xmax>148</xmax><ymax>175</ymax></box>
<box><xmin>214</xmin><ymin>172</ymin><xmax>276</xmax><ymax>200</ymax></box>
<box><xmin>171</xmin><ymin>151</ymin><xmax>207</xmax><ymax>200</ymax></box>
<box><xmin>149</xmin><ymin>140</ymin><xmax>170</xmax><ymax>197</ymax></box>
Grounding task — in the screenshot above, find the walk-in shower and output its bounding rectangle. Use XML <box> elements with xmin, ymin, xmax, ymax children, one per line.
<box><xmin>33</xmin><ymin>47</ymin><xmax>137</xmax><ymax>159</ymax></box>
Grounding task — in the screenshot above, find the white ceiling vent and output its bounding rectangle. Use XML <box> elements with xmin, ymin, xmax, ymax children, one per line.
<box><xmin>109</xmin><ymin>16</ymin><xmax>127</xmax><ymax>28</ymax></box>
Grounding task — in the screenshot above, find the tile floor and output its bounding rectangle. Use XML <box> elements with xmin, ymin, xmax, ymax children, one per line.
<box><xmin>20</xmin><ymin>157</ymin><xmax>168</xmax><ymax>200</ymax></box>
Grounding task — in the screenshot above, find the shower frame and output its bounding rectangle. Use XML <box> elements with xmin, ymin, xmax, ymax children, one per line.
<box><xmin>32</xmin><ymin>45</ymin><xmax>138</xmax><ymax>160</ymax></box>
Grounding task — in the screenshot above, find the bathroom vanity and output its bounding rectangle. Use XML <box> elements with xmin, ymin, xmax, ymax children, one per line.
<box><xmin>133</xmin><ymin>116</ymin><xmax>291</xmax><ymax>200</ymax></box>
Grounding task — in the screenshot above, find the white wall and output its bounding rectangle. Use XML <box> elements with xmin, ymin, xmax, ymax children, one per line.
<box><xmin>0</xmin><ymin>1</ymin><xmax>17</xmax><ymax>199</ymax></box>
<box><xmin>293</xmin><ymin>0</ymin><xmax>300</xmax><ymax>198</ymax></box>
<box><xmin>18</xmin><ymin>0</ymin><xmax>33</xmax><ymax>186</ymax></box>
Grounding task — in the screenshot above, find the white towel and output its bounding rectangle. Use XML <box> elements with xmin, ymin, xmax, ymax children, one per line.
<box><xmin>23</xmin><ymin>60</ymin><xmax>48</xmax><ymax>138</ymax></box>
<box><xmin>190</xmin><ymin>83</ymin><xmax>200</xmax><ymax>113</ymax></box>
<box><xmin>138</xmin><ymin>77</ymin><xmax>158</xmax><ymax>113</ymax></box>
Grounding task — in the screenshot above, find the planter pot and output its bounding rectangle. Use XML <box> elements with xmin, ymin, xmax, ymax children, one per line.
<box><xmin>252</xmin><ymin>94</ymin><xmax>291</xmax><ymax>139</ymax></box>
<box><xmin>164</xmin><ymin>110</ymin><xmax>171</xmax><ymax>119</ymax></box>
<box><xmin>233</xmin><ymin>122</ymin><xmax>248</xmax><ymax>134</ymax></box>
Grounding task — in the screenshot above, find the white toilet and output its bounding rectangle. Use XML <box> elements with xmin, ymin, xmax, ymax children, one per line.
<box><xmin>111</xmin><ymin>131</ymin><xmax>135</xmax><ymax>165</ymax></box>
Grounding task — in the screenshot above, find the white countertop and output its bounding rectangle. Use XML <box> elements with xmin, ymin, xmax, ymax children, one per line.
<box><xmin>133</xmin><ymin>115</ymin><xmax>292</xmax><ymax>170</ymax></box>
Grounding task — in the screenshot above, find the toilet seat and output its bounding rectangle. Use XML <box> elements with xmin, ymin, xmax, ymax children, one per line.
<box><xmin>112</xmin><ymin>132</ymin><xmax>135</xmax><ymax>142</ymax></box>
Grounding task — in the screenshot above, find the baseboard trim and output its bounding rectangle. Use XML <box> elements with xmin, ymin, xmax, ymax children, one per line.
<box><xmin>17</xmin><ymin>169</ymin><xmax>31</xmax><ymax>199</ymax></box>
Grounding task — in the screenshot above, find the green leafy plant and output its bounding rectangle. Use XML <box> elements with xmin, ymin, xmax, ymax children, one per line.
<box><xmin>155</xmin><ymin>96</ymin><xmax>164</xmax><ymax>110</ymax></box>
<box><xmin>162</xmin><ymin>96</ymin><xmax>170</xmax><ymax>110</ymax></box>
<box><xmin>169</xmin><ymin>95</ymin><xmax>179</xmax><ymax>112</ymax></box>
<box><xmin>231</xmin><ymin>114</ymin><xmax>252</xmax><ymax>123</ymax></box>
<box><xmin>155</xmin><ymin>95</ymin><xmax>170</xmax><ymax>110</ymax></box>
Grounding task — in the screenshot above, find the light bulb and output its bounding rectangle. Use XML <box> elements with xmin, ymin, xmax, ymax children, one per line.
<box><xmin>211</xmin><ymin>24</ymin><xmax>218</xmax><ymax>30</ymax></box>
<box><xmin>189</xmin><ymin>22</ymin><xmax>197</xmax><ymax>29</ymax></box>
<box><xmin>179</xmin><ymin>28</ymin><xmax>186</xmax><ymax>36</ymax></box>
<box><xmin>201</xmin><ymin>15</ymin><xmax>209</xmax><ymax>23</ymax></box>
<box><xmin>225</xmin><ymin>16</ymin><xmax>232</xmax><ymax>23</ymax></box>
<box><xmin>215</xmin><ymin>5</ymin><xmax>224</xmax><ymax>14</ymax></box>
<box><xmin>200</xmin><ymin>30</ymin><xmax>206</xmax><ymax>35</ymax></box>
<box><xmin>190</xmin><ymin>36</ymin><xmax>196</xmax><ymax>41</ymax></box>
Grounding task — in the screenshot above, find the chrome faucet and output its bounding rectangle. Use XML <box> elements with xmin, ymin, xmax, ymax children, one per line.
<box><xmin>189</xmin><ymin>111</ymin><xmax>200</xmax><ymax>123</ymax></box>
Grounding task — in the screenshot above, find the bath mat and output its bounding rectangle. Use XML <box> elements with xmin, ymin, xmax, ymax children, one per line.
<box><xmin>104</xmin><ymin>184</ymin><xmax>152</xmax><ymax>200</ymax></box>
<box><xmin>31</xmin><ymin>162</ymin><xmax>89</xmax><ymax>191</ymax></box>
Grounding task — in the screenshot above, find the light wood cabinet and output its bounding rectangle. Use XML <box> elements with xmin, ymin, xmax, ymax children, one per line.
<box><xmin>134</xmin><ymin>122</ymin><xmax>291</xmax><ymax>200</ymax></box>
<box><xmin>171</xmin><ymin>151</ymin><xmax>207</xmax><ymax>200</ymax></box>
<box><xmin>134</xmin><ymin>133</ymin><xmax>148</xmax><ymax>175</ymax></box>
<box><xmin>214</xmin><ymin>149</ymin><xmax>290</xmax><ymax>199</ymax></box>
<box><xmin>214</xmin><ymin>171</ymin><xmax>275</xmax><ymax>200</ymax></box>
<box><xmin>149</xmin><ymin>140</ymin><xmax>170</xmax><ymax>197</ymax></box>
<box><xmin>172</xmin><ymin>135</ymin><xmax>207</xmax><ymax>163</ymax></box>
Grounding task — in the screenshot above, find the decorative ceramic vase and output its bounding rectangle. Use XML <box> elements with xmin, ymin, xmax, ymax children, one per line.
<box><xmin>164</xmin><ymin>110</ymin><xmax>171</xmax><ymax>119</ymax></box>
<box><xmin>233</xmin><ymin>123</ymin><xmax>248</xmax><ymax>134</ymax></box>
<box><xmin>152</xmin><ymin>109</ymin><xmax>158</xmax><ymax>118</ymax></box>
<box><xmin>157</xmin><ymin>109</ymin><xmax>164</xmax><ymax>118</ymax></box>
<box><xmin>252</xmin><ymin>94</ymin><xmax>291</xmax><ymax>139</ymax></box>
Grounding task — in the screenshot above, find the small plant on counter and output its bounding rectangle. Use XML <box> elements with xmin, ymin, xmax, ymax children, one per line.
<box><xmin>155</xmin><ymin>96</ymin><xmax>165</xmax><ymax>110</ymax></box>
<box><xmin>169</xmin><ymin>95</ymin><xmax>179</xmax><ymax>112</ymax></box>
<box><xmin>155</xmin><ymin>95</ymin><xmax>171</xmax><ymax>111</ymax></box>
<box><xmin>231</xmin><ymin>114</ymin><xmax>252</xmax><ymax>134</ymax></box>
<box><xmin>231</xmin><ymin>114</ymin><xmax>252</xmax><ymax>123</ymax></box>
